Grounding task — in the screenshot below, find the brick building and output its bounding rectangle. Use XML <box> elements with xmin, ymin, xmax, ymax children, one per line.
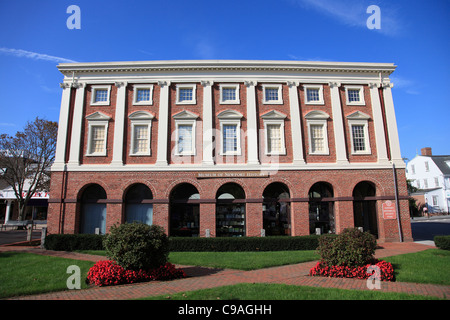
<box><xmin>48</xmin><ymin>60</ymin><xmax>412</xmax><ymax>242</ymax></box>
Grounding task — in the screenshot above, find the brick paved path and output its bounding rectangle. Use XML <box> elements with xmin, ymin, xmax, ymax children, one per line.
<box><xmin>2</xmin><ymin>242</ymin><xmax>449</xmax><ymax>300</ymax></box>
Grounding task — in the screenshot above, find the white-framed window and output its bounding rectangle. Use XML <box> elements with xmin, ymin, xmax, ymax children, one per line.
<box><xmin>347</xmin><ymin>111</ymin><xmax>371</xmax><ymax>155</ymax></box>
<box><xmin>218</xmin><ymin>110</ymin><xmax>243</xmax><ymax>156</ymax></box>
<box><xmin>305</xmin><ymin>110</ymin><xmax>330</xmax><ymax>155</ymax></box>
<box><xmin>304</xmin><ymin>85</ymin><xmax>324</xmax><ymax>105</ymax></box>
<box><xmin>219</xmin><ymin>84</ymin><xmax>240</xmax><ymax>104</ymax></box>
<box><xmin>411</xmin><ymin>164</ymin><xmax>416</xmax><ymax>174</ymax></box>
<box><xmin>435</xmin><ymin>177</ymin><xmax>439</xmax><ymax>187</ymax></box>
<box><xmin>432</xmin><ymin>195</ymin><xmax>438</xmax><ymax>206</ymax></box>
<box><xmin>425</xmin><ymin>161</ymin><xmax>429</xmax><ymax>172</ymax></box>
<box><xmin>91</xmin><ymin>85</ymin><xmax>111</xmax><ymax>106</ymax></box>
<box><xmin>423</xmin><ymin>179</ymin><xmax>428</xmax><ymax>189</ymax></box>
<box><xmin>133</xmin><ymin>85</ymin><xmax>153</xmax><ymax>105</ymax></box>
<box><xmin>173</xmin><ymin>110</ymin><xmax>199</xmax><ymax>156</ymax></box>
<box><xmin>176</xmin><ymin>84</ymin><xmax>197</xmax><ymax>104</ymax></box>
<box><xmin>85</xmin><ymin>112</ymin><xmax>111</xmax><ymax>156</ymax></box>
<box><xmin>262</xmin><ymin>84</ymin><xmax>283</xmax><ymax>104</ymax></box>
<box><xmin>129</xmin><ymin>111</ymin><xmax>154</xmax><ymax>156</ymax></box>
<box><xmin>261</xmin><ymin>110</ymin><xmax>287</xmax><ymax>155</ymax></box>
<box><xmin>345</xmin><ymin>85</ymin><xmax>365</xmax><ymax>105</ymax></box>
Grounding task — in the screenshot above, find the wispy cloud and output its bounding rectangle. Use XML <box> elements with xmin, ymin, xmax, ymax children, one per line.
<box><xmin>289</xmin><ymin>0</ymin><xmax>403</xmax><ymax>36</ymax></box>
<box><xmin>0</xmin><ymin>47</ymin><xmax>78</xmax><ymax>63</ymax></box>
<box><xmin>390</xmin><ymin>76</ymin><xmax>420</xmax><ymax>95</ymax></box>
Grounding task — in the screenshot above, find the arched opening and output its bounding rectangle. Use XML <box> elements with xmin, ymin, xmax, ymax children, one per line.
<box><xmin>216</xmin><ymin>183</ymin><xmax>245</xmax><ymax>237</ymax></box>
<box><xmin>80</xmin><ymin>184</ymin><xmax>107</xmax><ymax>234</ymax></box>
<box><xmin>169</xmin><ymin>183</ymin><xmax>200</xmax><ymax>237</ymax></box>
<box><xmin>308</xmin><ymin>182</ymin><xmax>335</xmax><ymax>235</ymax></box>
<box><xmin>263</xmin><ymin>182</ymin><xmax>291</xmax><ymax>236</ymax></box>
<box><xmin>353</xmin><ymin>181</ymin><xmax>378</xmax><ymax>238</ymax></box>
<box><xmin>124</xmin><ymin>184</ymin><xmax>153</xmax><ymax>225</ymax></box>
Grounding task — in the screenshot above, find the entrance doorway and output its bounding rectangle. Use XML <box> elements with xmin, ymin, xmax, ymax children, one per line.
<box><xmin>170</xmin><ymin>183</ymin><xmax>200</xmax><ymax>237</ymax></box>
<box><xmin>80</xmin><ymin>184</ymin><xmax>107</xmax><ymax>234</ymax></box>
<box><xmin>308</xmin><ymin>182</ymin><xmax>335</xmax><ymax>234</ymax></box>
<box><xmin>216</xmin><ymin>183</ymin><xmax>246</xmax><ymax>237</ymax></box>
<box><xmin>353</xmin><ymin>181</ymin><xmax>378</xmax><ymax>237</ymax></box>
<box><xmin>263</xmin><ymin>182</ymin><xmax>291</xmax><ymax>236</ymax></box>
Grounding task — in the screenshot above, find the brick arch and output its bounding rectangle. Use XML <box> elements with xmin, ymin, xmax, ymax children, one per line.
<box><xmin>76</xmin><ymin>182</ymin><xmax>108</xmax><ymax>201</ymax></box>
<box><xmin>349</xmin><ymin>178</ymin><xmax>385</xmax><ymax>197</ymax></box>
<box><xmin>164</xmin><ymin>178</ymin><xmax>203</xmax><ymax>199</ymax></box>
<box><xmin>303</xmin><ymin>179</ymin><xmax>340</xmax><ymax>198</ymax></box>
<box><xmin>120</xmin><ymin>180</ymin><xmax>156</xmax><ymax>201</ymax></box>
<box><xmin>259</xmin><ymin>178</ymin><xmax>294</xmax><ymax>198</ymax></box>
<box><xmin>213</xmin><ymin>179</ymin><xmax>249</xmax><ymax>199</ymax></box>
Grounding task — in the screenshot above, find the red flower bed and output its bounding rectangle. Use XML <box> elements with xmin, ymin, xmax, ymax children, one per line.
<box><xmin>309</xmin><ymin>260</ymin><xmax>395</xmax><ymax>282</ymax></box>
<box><xmin>86</xmin><ymin>260</ymin><xmax>187</xmax><ymax>287</ymax></box>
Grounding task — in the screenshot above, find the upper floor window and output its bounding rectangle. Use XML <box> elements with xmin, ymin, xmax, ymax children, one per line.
<box><xmin>173</xmin><ymin>110</ymin><xmax>199</xmax><ymax>156</ymax></box>
<box><xmin>129</xmin><ymin>111</ymin><xmax>154</xmax><ymax>156</ymax></box>
<box><xmin>176</xmin><ymin>84</ymin><xmax>197</xmax><ymax>104</ymax></box>
<box><xmin>345</xmin><ymin>85</ymin><xmax>365</xmax><ymax>105</ymax></box>
<box><xmin>305</xmin><ymin>110</ymin><xmax>330</xmax><ymax>155</ymax></box>
<box><xmin>218</xmin><ymin>110</ymin><xmax>243</xmax><ymax>156</ymax></box>
<box><xmin>85</xmin><ymin>112</ymin><xmax>111</xmax><ymax>156</ymax></box>
<box><xmin>304</xmin><ymin>85</ymin><xmax>324</xmax><ymax>105</ymax></box>
<box><xmin>133</xmin><ymin>85</ymin><xmax>153</xmax><ymax>105</ymax></box>
<box><xmin>261</xmin><ymin>110</ymin><xmax>287</xmax><ymax>155</ymax></box>
<box><xmin>220</xmin><ymin>84</ymin><xmax>240</xmax><ymax>104</ymax></box>
<box><xmin>262</xmin><ymin>84</ymin><xmax>283</xmax><ymax>104</ymax></box>
<box><xmin>346</xmin><ymin>111</ymin><xmax>371</xmax><ymax>155</ymax></box>
<box><xmin>425</xmin><ymin>161</ymin><xmax>429</xmax><ymax>172</ymax></box>
<box><xmin>91</xmin><ymin>85</ymin><xmax>111</xmax><ymax>106</ymax></box>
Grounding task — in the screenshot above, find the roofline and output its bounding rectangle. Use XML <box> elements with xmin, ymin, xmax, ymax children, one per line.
<box><xmin>57</xmin><ymin>59</ymin><xmax>397</xmax><ymax>76</ymax></box>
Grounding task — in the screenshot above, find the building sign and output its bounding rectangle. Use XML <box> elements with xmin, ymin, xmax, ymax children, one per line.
<box><xmin>197</xmin><ymin>171</ymin><xmax>270</xmax><ymax>179</ymax></box>
<box><xmin>382</xmin><ymin>200</ymin><xmax>397</xmax><ymax>220</ymax></box>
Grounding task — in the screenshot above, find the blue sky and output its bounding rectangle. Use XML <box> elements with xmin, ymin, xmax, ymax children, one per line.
<box><xmin>0</xmin><ymin>0</ymin><xmax>448</xmax><ymax>161</ymax></box>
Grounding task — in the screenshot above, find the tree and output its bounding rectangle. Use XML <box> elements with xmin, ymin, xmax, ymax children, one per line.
<box><xmin>0</xmin><ymin>117</ymin><xmax>57</xmax><ymax>221</ymax></box>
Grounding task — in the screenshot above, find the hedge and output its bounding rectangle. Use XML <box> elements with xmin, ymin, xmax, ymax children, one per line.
<box><xmin>434</xmin><ymin>235</ymin><xmax>450</xmax><ymax>250</ymax></box>
<box><xmin>44</xmin><ymin>234</ymin><xmax>106</xmax><ymax>251</ymax></box>
<box><xmin>44</xmin><ymin>234</ymin><xmax>334</xmax><ymax>252</ymax></box>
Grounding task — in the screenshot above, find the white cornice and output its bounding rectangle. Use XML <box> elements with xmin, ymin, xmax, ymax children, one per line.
<box><xmin>57</xmin><ymin>60</ymin><xmax>397</xmax><ymax>76</ymax></box>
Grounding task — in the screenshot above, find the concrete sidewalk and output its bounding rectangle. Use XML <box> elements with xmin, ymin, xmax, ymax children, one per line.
<box><xmin>2</xmin><ymin>242</ymin><xmax>449</xmax><ymax>300</ymax></box>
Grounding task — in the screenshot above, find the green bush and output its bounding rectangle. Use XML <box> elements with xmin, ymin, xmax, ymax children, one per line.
<box><xmin>103</xmin><ymin>223</ymin><xmax>169</xmax><ymax>271</ymax></box>
<box><xmin>44</xmin><ymin>234</ymin><xmax>105</xmax><ymax>251</ymax></box>
<box><xmin>434</xmin><ymin>235</ymin><xmax>450</xmax><ymax>250</ymax></box>
<box><xmin>168</xmin><ymin>235</ymin><xmax>331</xmax><ymax>252</ymax></box>
<box><xmin>317</xmin><ymin>228</ymin><xmax>376</xmax><ymax>267</ymax></box>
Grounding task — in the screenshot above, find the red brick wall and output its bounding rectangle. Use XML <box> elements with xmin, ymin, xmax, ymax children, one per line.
<box><xmin>48</xmin><ymin>168</ymin><xmax>412</xmax><ymax>242</ymax></box>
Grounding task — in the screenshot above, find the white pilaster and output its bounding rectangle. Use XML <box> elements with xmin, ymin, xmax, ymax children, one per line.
<box><xmin>369</xmin><ymin>83</ymin><xmax>389</xmax><ymax>163</ymax></box>
<box><xmin>329</xmin><ymin>82</ymin><xmax>348</xmax><ymax>164</ymax></box>
<box><xmin>52</xmin><ymin>83</ymin><xmax>72</xmax><ymax>170</ymax></box>
<box><xmin>287</xmin><ymin>81</ymin><xmax>305</xmax><ymax>164</ymax></box>
<box><xmin>156</xmin><ymin>81</ymin><xmax>171</xmax><ymax>166</ymax></box>
<box><xmin>382</xmin><ymin>83</ymin><xmax>403</xmax><ymax>163</ymax></box>
<box><xmin>111</xmin><ymin>82</ymin><xmax>127</xmax><ymax>167</ymax></box>
<box><xmin>201</xmin><ymin>80</ymin><xmax>214</xmax><ymax>165</ymax></box>
<box><xmin>245</xmin><ymin>80</ymin><xmax>260</xmax><ymax>165</ymax></box>
<box><xmin>4</xmin><ymin>200</ymin><xmax>12</xmax><ymax>224</ymax></box>
<box><xmin>68</xmin><ymin>83</ymin><xmax>86</xmax><ymax>166</ymax></box>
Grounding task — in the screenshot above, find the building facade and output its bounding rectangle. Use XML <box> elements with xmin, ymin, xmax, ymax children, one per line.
<box><xmin>48</xmin><ymin>60</ymin><xmax>412</xmax><ymax>242</ymax></box>
<box><xmin>406</xmin><ymin>147</ymin><xmax>450</xmax><ymax>214</ymax></box>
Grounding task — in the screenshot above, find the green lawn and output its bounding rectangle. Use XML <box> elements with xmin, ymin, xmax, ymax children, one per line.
<box><xmin>0</xmin><ymin>252</ymin><xmax>95</xmax><ymax>299</ymax></box>
<box><xmin>169</xmin><ymin>250</ymin><xmax>319</xmax><ymax>270</ymax></box>
<box><xmin>383</xmin><ymin>249</ymin><xmax>450</xmax><ymax>285</ymax></box>
<box><xmin>1</xmin><ymin>248</ymin><xmax>449</xmax><ymax>300</ymax></box>
<box><xmin>142</xmin><ymin>283</ymin><xmax>440</xmax><ymax>300</ymax></box>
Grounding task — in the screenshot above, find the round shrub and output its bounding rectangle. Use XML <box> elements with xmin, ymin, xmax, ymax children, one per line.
<box><xmin>317</xmin><ymin>228</ymin><xmax>377</xmax><ymax>267</ymax></box>
<box><xmin>103</xmin><ymin>223</ymin><xmax>169</xmax><ymax>271</ymax></box>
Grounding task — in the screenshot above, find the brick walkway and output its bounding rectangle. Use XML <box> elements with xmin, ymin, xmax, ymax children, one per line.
<box><xmin>2</xmin><ymin>242</ymin><xmax>449</xmax><ymax>300</ymax></box>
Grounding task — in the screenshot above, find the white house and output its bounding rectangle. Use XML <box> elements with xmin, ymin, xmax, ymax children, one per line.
<box><xmin>406</xmin><ymin>147</ymin><xmax>450</xmax><ymax>214</ymax></box>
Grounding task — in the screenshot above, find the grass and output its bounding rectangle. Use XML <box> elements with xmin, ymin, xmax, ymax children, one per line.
<box><xmin>0</xmin><ymin>252</ymin><xmax>95</xmax><ymax>299</ymax></box>
<box><xmin>168</xmin><ymin>250</ymin><xmax>319</xmax><ymax>270</ymax></box>
<box><xmin>142</xmin><ymin>283</ymin><xmax>440</xmax><ymax>300</ymax></box>
<box><xmin>383</xmin><ymin>249</ymin><xmax>450</xmax><ymax>285</ymax></box>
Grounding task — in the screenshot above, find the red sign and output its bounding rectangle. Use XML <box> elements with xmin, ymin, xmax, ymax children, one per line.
<box><xmin>382</xmin><ymin>201</ymin><xmax>397</xmax><ymax>220</ymax></box>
